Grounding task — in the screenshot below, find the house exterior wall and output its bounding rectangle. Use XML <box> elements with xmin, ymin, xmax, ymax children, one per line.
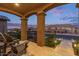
<box><xmin>45</xmin><ymin>25</ymin><xmax>79</xmax><ymax>34</ymax></box>
<box><xmin>0</xmin><ymin>20</ymin><xmax>7</xmax><ymax>33</ymax></box>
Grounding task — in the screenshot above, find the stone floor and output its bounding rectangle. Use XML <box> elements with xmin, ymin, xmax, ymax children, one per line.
<box><xmin>23</xmin><ymin>39</ymin><xmax>74</xmax><ymax>56</ymax></box>
<box><xmin>54</xmin><ymin>39</ymin><xmax>74</xmax><ymax>56</ymax></box>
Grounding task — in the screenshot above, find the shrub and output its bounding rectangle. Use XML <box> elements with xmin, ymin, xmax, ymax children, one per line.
<box><xmin>72</xmin><ymin>39</ymin><xmax>79</xmax><ymax>55</ymax></box>
<box><xmin>45</xmin><ymin>34</ymin><xmax>61</xmax><ymax>47</ymax></box>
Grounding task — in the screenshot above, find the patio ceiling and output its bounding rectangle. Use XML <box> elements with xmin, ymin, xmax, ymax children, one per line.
<box><xmin>0</xmin><ymin>3</ymin><xmax>68</xmax><ymax>17</ymax></box>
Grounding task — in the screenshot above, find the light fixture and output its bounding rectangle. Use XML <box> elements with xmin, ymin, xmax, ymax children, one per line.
<box><xmin>74</xmin><ymin>44</ymin><xmax>77</xmax><ymax>47</ymax></box>
<box><xmin>15</xmin><ymin>3</ymin><xmax>19</xmax><ymax>7</ymax></box>
<box><xmin>54</xmin><ymin>40</ymin><xmax>57</xmax><ymax>43</ymax></box>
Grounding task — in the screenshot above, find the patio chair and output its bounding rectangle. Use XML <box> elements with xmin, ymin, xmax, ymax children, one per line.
<box><xmin>6</xmin><ymin>40</ymin><xmax>28</xmax><ymax>56</ymax></box>
<box><xmin>3</xmin><ymin>33</ymin><xmax>19</xmax><ymax>47</ymax></box>
<box><xmin>0</xmin><ymin>32</ymin><xmax>7</xmax><ymax>55</ymax></box>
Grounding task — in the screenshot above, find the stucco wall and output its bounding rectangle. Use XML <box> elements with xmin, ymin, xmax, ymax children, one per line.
<box><xmin>0</xmin><ymin>20</ymin><xmax>7</xmax><ymax>33</ymax></box>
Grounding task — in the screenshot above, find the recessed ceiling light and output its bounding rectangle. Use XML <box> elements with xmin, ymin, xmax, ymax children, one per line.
<box><xmin>15</xmin><ymin>3</ymin><xmax>19</xmax><ymax>7</ymax></box>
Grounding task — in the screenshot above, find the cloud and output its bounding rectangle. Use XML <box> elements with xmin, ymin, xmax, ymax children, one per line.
<box><xmin>47</xmin><ymin>6</ymin><xmax>70</xmax><ymax>16</ymax></box>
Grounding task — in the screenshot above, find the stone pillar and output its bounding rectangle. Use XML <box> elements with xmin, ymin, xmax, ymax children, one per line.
<box><xmin>76</xmin><ymin>3</ymin><xmax>79</xmax><ymax>34</ymax></box>
<box><xmin>21</xmin><ymin>16</ymin><xmax>28</xmax><ymax>41</ymax></box>
<box><xmin>37</xmin><ymin>11</ymin><xmax>46</xmax><ymax>46</ymax></box>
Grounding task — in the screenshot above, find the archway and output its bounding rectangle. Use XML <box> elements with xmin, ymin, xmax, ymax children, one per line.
<box><xmin>36</xmin><ymin>3</ymin><xmax>79</xmax><ymax>46</ymax></box>
<box><xmin>0</xmin><ymin>7</ymin><xmax>22</xmax><ymax>17</ymax></box>
<box><xmin>28</xmin><ymin>3</ymin><xmax>78</xmax><ymax>56</ymax></box>
<box><xmin>27</xmin><ymin>14</ymin><xmax>37</xmax><ymax>42</ymax></box>
<box><xmin>44</xmin><ymin>3</ymin><xmax>77</xmax><ymax>55</ymax></box>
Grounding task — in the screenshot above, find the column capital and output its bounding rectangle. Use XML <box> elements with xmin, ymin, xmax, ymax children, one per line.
<box><xmin>21</xmin><ymin>16</ymin><xmax>28</xmax><ymax>21</ymax></box>
<box><xmin>37</xmin><ymin>11</ymin><xmax>46</xmax><ymax>16</ymax></box>
<box><xmin>76</xmin><ymin>3</ymin><xmax>79</xmax><ymax>8</ymax></box>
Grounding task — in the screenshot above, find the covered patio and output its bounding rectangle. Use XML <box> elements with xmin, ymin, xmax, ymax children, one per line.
<box><xmin>0</xmin><ymin>3</ymin><xmax>79</xmax><ymax>56</ymax></box>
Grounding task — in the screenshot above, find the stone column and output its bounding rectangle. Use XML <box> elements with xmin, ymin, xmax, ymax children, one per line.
<box><xmin>21</xmin><ymin>16</ymin><xmax>28</xmax><ymax>41</ymax></box>
<box><xmin>76</xmin><ymin>4</ymin><xmax>79</xmax><ymax>34</ymax></box>
<box><xmin>37</xmin><ymin>11</ymin><xmax>46</xmax><ymax>46</ymax></box>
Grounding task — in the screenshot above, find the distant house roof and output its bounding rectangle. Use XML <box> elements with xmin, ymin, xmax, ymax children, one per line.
<box><xmin>46</xmin><ymin>24</ymin><xmax>79</xmax><ymax>29</ymax></box>
<box><xmin>0</xmin><ymin>15</ymin><xmax>10</xmax><ymax>21</ymax></box>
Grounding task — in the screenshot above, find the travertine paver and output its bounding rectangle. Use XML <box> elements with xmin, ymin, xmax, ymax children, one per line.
<box><xmin>54</xmin><ymin>39</ymin><xmax>74</xmax><ymax>56</ymax></box>
<box><xmin>25</xmin><ymin>39</ymin><xmax>74</xmax><ymax>56</ymax></box>
<box><xmin>26</xmin><ymin>42</ymin><xmax>55</xmax><ymax>56</ymax></box>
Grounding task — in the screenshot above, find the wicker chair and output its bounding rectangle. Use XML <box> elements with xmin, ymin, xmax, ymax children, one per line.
<box><xmin>3</xmin><ymin>33</ymin><xmax>19</xmax><ymax>47</ymax></box>
<box><xmin>6</xmin><ymin>40</ymin><xmax>28</xmax><ymax>56</ymax></box>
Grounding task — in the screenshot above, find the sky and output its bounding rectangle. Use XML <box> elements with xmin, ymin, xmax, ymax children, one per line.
<box><xmin>0</xmin><ymin>3</ymin><xmax>78</xmax><ymax>25</ymax></box>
